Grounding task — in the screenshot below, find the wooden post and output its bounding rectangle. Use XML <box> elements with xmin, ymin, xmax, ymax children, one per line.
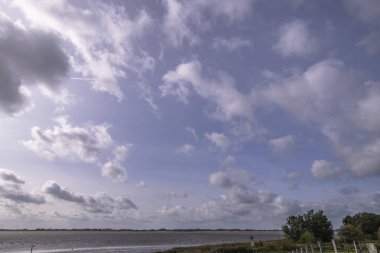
<box><xmin>311</xmin><ymin>244</ymin><xmax>314</xmax><ymax>253</ymax></box>
<box><xmin>318</xmin><ymin>241</ymin><xmax>323</xmax><ymax>253</ymax></box>
<box><xmin>332</xmin><ymin>239</ymin><xmax>338</xmax><ymax>253</ymax></box>
<box><xmin>305</xmin><ymin>245</ymin><xmax>309</xmax><ymax>253</ymax></box>
<box><xmin>366</xmin><ymin>243</ymin><xmax>378</xmax><ymax>253</ymax></box>
<box><xmin>353</xmin><ymin>241</ymin><xmax>359</xmax><ymax>253</ymax></box>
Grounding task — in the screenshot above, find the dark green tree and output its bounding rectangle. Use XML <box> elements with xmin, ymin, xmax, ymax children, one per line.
<box><xmin>282</xmin><ymin>210</ymin><xmax>333</xmax><ymax>242</ymax></box>
<box><xmin>282</xmin><ymin>215</ymin><xmax>305</xmax><ymax>241</ymax></box>
<box><xmin>338</xmin><ymin>224</ymin><xmax>363</xmax><ymax>242</ymax></box>
<box><xmin>303</xmin><ymin>210</ymin><xmax>334</xmax><ymax>242</ymax></box>
<box><xmin>342</xmin><ymin>212</ymin><xmax>380</xmax><ymax>239</ymax></box>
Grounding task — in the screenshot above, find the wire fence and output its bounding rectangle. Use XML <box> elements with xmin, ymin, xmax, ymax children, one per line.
<box><xmin>288</xmin><ymin>241</ymin><xmax>379</xmax><ymax>253</ymax></box>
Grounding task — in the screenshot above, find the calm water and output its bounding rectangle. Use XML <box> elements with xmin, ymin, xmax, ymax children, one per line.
<box><xmin>0</xmin><ymin>230</ymin><xmax>283</xmax><ymax>253</ymax></box>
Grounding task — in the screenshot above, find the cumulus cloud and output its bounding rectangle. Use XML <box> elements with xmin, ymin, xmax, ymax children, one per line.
<box><xmin>0</xmin><ymin>169</ymin><xmax>25</xmax><ymax>184</ymax></box>
<box><xmin>101</xmin><ymin>161</ymin><xmax>128</xmax><ymax>183</ymax></box>
<box><xmin>0</xmin><ymin>12</ymin><xmax>69</xmax><ymax>115</ymax></box>
<box><xmin>12</xmin><ymin>0</ymin><xmax>155</xmax><ymax>102</ymax></box>
<box><xmin>162</xmin><ymin>0</ymin><xmax>254</xmax><ymax>48</ymax></box>
<box><xmin>23</xmin><ymin>117</ymin><xmax>132</xmax><ymax>182</ymax></box>
<box><xmin>258</xmin><ymin>59</ymin><xmax>380</xmax><ymax>178</ymax></box>
<box><xmin>43</xmin><ymin>181</ymin><xmax>137</xmax><ymax>214</ymax></box>
<box><xmin>174</xmin><ymin>144</ymin><xmax>195</xmax><ymax>156</ymax></box>
<box><xmin>205</xmin><ymin>132</ymin><xmax>230</xmax><ymax>151</ymax></box>
<box><xmin>311</xmin><ymin>160</ymin><xmax>342</xmax><ymax>180</ymax></box>
<box><xmin>358</xmin><ymin>31</ymin><xmax>380</xmax><ymax>55</ymax></box>
<box><xmin>269</xmin><ymin>135</ymin><xmax>294</xmax><ymax>151</ymax></box>
<box><xmin>42</xmin><ymin>181</ymin><xmax>84</xmax><ymax>203</ymax></box>
<box><xmin>0</xmin><ymin>169</ymin><xmax>44</xmax><ymax>204</ymax></box>
<box><xmin>201</xmin><ymin>170</ymin><xmax>302</xmax><ymax>224</ymax></box>
<box><xmin>209</xmin><ymin>171</ymin><xmax>233</xmax><ymax>188</ymax></box>
<box><xmin>344</xmin><ymin>0</ymin><xmax>380</xmax><ymax>24</ymax></box>
<box><xmin>22</xmin><ymin>116</ymin><xmax>112</xmax><ymax>163</ymax></box>
<box><xmin>213</xmin><ymin>37</ymin><xmax>251</xmax><ymax>51</ymax></box>
<box><xmin>161</xmin><ymin>60</ymin><xmax>252</xmax><ymax>121</ymax></box>
<box><xmin>274</xmin><ymin>19</ymin><xmax>318</xmax><ymax>57</ymax></box>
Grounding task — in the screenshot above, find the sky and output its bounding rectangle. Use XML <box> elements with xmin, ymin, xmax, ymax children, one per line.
<box><xmin>0</xmin><ymin>0</ymin><xmax>379</xmax><ymax>230</ymax></box>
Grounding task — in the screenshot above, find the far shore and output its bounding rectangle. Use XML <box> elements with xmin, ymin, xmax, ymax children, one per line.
<box><xmin>0</xmin><ymin>228</ymin><xmax>282</xmax><ymax>232</ymax></box>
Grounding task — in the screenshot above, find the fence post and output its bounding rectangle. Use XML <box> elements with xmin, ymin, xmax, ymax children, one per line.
<box><xmin>310</xmin><ymin>244</ymin><xmax>314</xmax><ymax>253</ymax></box>
<box><xmin>332</xmin><ymin>239</ymin><xmax>338</xmax><ymax>253</ymax></box>
<box><xmin>301</xmin><ymin>247</ymin><xmax>304</xmax><ymax>253</ymax></box>
<box><xmin>305</xmin><ymin>245</ymin><xmax>309</xmax><ymax>253</ymax></box>
<box><xmin>366</xmin><ymin>243</ymin><xmax>378</xmax><ymax>253</ymax></box>
<box><xmin>353</xmin><ymin>241</ymin><xmax>359</xmax><ymax>253</ymax></box>
<box><xmin>318</xmin><ymin>241</ymin><xmax>323</xmax><ymax>253</ymax></box>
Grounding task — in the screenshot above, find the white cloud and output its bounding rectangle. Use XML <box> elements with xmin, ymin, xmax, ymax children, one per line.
<box><xmin>101</xmin><ymin>161</ymin><xmax>128</xmax><ymax>183</ymax></box>
<box><xmin>274</xmin><ymin>19</ymin><xmax>318</xmax><ymax>57</ymax></box>
<box><xmin>162</xmin><ymin>0</ymin><xmax>254</xmax><ymax>48</ymax></box>
<box><xmin>348</xmin><ymin>138</ymin><xmax>380</xmax><ymax>177</ymax></box>
<box><xmin>311</xmin><ymin>160</ymin><xmax>342</xmax><ymax>180</ymax></box>
<box><xmin>112</xmin><ymin>144</ymin><xmax>133</xmax><ymax>162</ymax></box>
<box><xmin>161</xmin><ymin>60</ymin><xmax>252</xmax><ymax>121</ymax></box>
<box><xmin>259</xmin><ymin>59</ymin><xmax>380</xmax><ymax>178</ymax></box>
<box><xmin>22</xmin><ymin>116</ymin><xmax>112</xmax><ymax>163</ymax></box>
<box><xmin>205</xmin><ymin>132</ymin><xmax>230</xmax><ymax>151</ymax></box>
<box><xmin>174</xmin><ymin>144</ymin><xmax>195</xmax><ymax>156</ymax></box>
<box><xmin>209</xmin><ymin>171</ymin><xmax>233</xmax><ymax>188</ymax></box>
<box><xmin>12</xmin><ymin>0</ymin><xmax>154</xmax><ymax>101</ymax></box>
<box><xmin>23</xmin><ymin>117</ymin><xmax>132</xmax><ymax>182</ymax></box>
<box><xmin>269</xmin><ymin>135</ymin><xmax>294</xmax><ymax>151</ymax></box>
<box><xmin>0</xmin><ymin>12</ymin><xmax>69</xmax><ymax>115</ymax></box>
<box><xmin>213</xmin><ymin>37</ymin><xmax>251</xmax><ymax>51</ymax></box>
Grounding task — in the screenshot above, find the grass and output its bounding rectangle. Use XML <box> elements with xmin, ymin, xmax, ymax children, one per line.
<box><xmin>156</xmin><ymin>240</ymin><xmax>380</xmax><ymax>253</ymax></box>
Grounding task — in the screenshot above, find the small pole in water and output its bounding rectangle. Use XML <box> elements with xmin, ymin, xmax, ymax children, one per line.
<box><xmin>31</xmin><ymin>245</ymin><xmax>35</xmax><ymax>253</ymax></box>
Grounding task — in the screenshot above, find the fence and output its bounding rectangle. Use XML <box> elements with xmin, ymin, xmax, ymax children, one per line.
<box><xmin>288</xmin><ymin>241</ymin><xmax>379</xmax><ymax>253</ymax></box>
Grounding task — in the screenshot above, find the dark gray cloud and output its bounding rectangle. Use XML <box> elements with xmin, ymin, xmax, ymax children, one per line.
<box><xmin>338</xmin><ymin>186</ymin><xmax>359</xmax><ymax>195</ymax></box>
<box><xmin>43</xmin><ymin>181</ymin><xmax>137</xmax><ymax>214</ymax></box>
<box><xmin>42</xmin><ymin>181</ymin><xmax>85</xmax><ymax>203</ymax></box>
<box><xmin>0</xmin><ymin>185</ymin><xmax>45</xmax><ymax>204</ymax></box>
<box><xmin>0</xmin><ymin>169</ymin><xmax>25</xmax><ymax>184</ymax></box>
<box><xmin>0</xmin><ymin>14</ymin><xmax>69</xmax><ymax>115</ymax></box>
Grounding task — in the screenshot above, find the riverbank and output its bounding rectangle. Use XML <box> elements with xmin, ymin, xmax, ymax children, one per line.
<box><xmin>157</xmin><ymin>239</ymin><xmax>380</xmax><ymax>253</ymax></box>
<box><xmin>156</xmin><ymin>239</ymin><xmax>295</xmax><ymax>253</ymax></box>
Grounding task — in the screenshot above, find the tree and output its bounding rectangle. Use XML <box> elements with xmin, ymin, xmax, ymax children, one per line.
<box><xmin>303</xmin><ymin>210</ymin><xmax>334</xmax><ymax>242</ymax></box>
<box><xmin>282</xmin><ymin>210</ymin><xmax>334</xmax><ymax>242</ymax></box>
<box><xmin>342</xmin><ymin>212</ymin><xmax>380</xmax><ymax>239</ymax></box>
<box><xmin>282</xmin><ymin>215</ymin><xmax>305</xmax><ymax>241</ymax></box>
<box><xmin>338</xmin><ymin>224</ymin><xmax>363</xmax><ymax>242</ymax></box>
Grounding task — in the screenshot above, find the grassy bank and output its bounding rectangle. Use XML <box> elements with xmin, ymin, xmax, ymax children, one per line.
<box><xmin>157</xmin><ymin>239</ymin><xmax>380</xmax><ymax>253</ymax></box>
<box><xmin>157</xmin><ymin>239</ymin><xmax>298</xmax><ymax>253</ymax></box>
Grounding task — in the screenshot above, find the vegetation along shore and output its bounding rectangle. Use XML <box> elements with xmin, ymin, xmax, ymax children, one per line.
<box><xmin>157</xmin><ymin>211</ymin><xmax>380</xmax><ymax>253</ymax></box>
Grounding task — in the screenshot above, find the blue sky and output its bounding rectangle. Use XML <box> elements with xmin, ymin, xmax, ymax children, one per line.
<box><xmin>0</xmin><ymin>0</ymin><xmax>379</xmax><ymax>229</ymax></box>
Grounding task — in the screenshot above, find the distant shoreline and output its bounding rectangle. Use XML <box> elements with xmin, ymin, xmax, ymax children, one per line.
<box><xmin>0</xmin><ymin>228</ymin><xmax>282</xmax><ymax>232</ymax></box>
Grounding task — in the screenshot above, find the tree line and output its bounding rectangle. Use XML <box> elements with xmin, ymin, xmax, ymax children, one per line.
<box><xmin>282</xmin><ymin>210</ymin><xmax>380</xmax><ymax>242</ymax></box>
